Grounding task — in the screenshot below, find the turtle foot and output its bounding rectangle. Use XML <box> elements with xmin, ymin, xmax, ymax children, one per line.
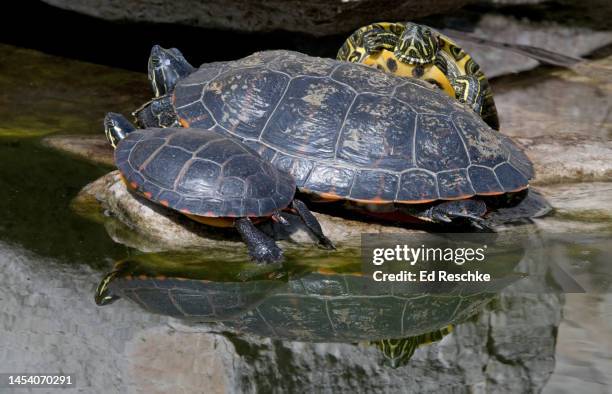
<box><xmin>236</xmin><ymin>217</ymin><xmax>284</xmax><ymax>264</ymax></box>
<box><xmin>248</xmin><ymin>242</ymin><xmax>284</xmax><ymax>264</ymax></box>
<box><xmin>427</xmin><ymin>200</ymin><xmax>491</xmax><ymax>231</ymax></box>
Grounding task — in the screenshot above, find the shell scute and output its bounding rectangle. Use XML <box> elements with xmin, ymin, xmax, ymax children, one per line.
<box><xmin>337</xmin><ymin>94</ymin><xmax>416</xmax><ymax>171</ymax></box>
<box><xmin>468</xmin><ymin>166</ymin><xmax>504</xmax><ymax>194</ymax></box>
<box><xmin>261</xmin><ymin>76</ymin><xmax>355</xmax><ymax>159</ymax></box>
<box><xmin>203</xmin><ymin>68</ymin><xmax>289</xmax><ymax>138</ymax></box>
<box><xmin>349</xmin><ymin>170</ymin><xmax>399</xmax><ymax>201</ymax></box>
<box><xmin>415</xmin><ymin>114</ymin><xmax>469</xmax><ymax>173</ymax></box>
<box><xmin>437</xmin><ymin>169</ymin><xmax>475</xmax><ymax>199</ymax></box>
<box><xmin>397</xmin><ymin>170</ymin><xmax>439</xmax><ymax>201</ymax></box>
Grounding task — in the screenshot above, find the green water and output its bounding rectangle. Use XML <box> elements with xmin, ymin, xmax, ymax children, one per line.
<box><xmin>0</xmin><ymin>138</ymin><xmax>126</xmax><ymax>266</ymax></box>
<box><xmin>0</xmin><ymin>44</ymin><xmax>151</xmax><ymax>266</ymax></box>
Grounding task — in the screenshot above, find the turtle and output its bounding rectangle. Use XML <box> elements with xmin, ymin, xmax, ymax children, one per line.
<box><xmin>95</xmin><ymin>249</ymin><xmax>523</xmax><ymax>367</ymax></box>
<box><xmin>337</xmin><ymin>22</ymin><xmax>500</xmax><ymax>130</ymax></box>
<box><xmin>132</xmin><ymin>47</ymin><xmax>549</xmax><ymax>229</ymax></box>
<box><xmin>103</xmin><ymin>112</ymin><xmax>334</xmax><ymax>263</ymax></box>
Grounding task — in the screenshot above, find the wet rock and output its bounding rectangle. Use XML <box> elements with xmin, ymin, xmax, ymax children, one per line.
<box><xmin>73</xmin><ymin>171</ymin><xmax>420</xmax><ymax>252</ymax></box>
<box><xmin>40</xmin><ymin>0</ymin><xmax>468</xmax><ymax>36</ymax></box>
<box><xmin>543</xmin><ymin>293</ymin><xmax>612</xmax><ymax>393</ymax></box>
<box><xmin>43</xmin><ymin>134</ymin><xmax>114</xmax><ymax>166</ymax></box>
<box><xmin>535</xmin><ymin>182</ymin><xmax>612</xmax><ymax>233</ymax></box>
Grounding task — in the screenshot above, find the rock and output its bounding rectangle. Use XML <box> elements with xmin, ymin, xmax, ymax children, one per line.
<box><xmin>43</xmin><ymin>134</ymin><xmax>114</xmax><ymax>166</ymax></box>
<box><xmin>0</xmin><ymin>239</ymin><xmax>562</xmax><ymax>393</ymax></box>
<box><xmin>492</xmin><ymin>58</ymin><xmax>612</xmax><ymax>139</ymax></box>
<box><xmin>520</xmin><ymin>135</ymin><xmax>612</xmax><ymax>185</ymax></box>
<box><xmin>73</xmin><ymin>171</ymin><xmax>421</xmax><ymax>252</ymax></box>
<box><xmin>534</xmin><ymin>182</ymin><xmax>612</xmax><ymax>233</ymax></box>
<box><xmin>40</xmin><ymin>0</ymin><xmax>469</xmax><ymax>36</ymax></box>
<box><xmin>445</xmin><ymin>14</ymin><xmax>612</xmax><ymax>78</ymax></box>
<box><xmin>489</xmin><ymin>56</ymin><xmax>612</xmax><ymax>185</ymax></box>
<box><xmin>543</xmin><ymin>293</ymin><xmax>612</xmax><ymax>393</ymax></box>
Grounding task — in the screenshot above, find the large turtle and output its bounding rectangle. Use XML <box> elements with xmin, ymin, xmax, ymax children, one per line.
<box><xmin>95</xmin><ymin>249</ymin><xmax>523</xmax><ymax>367</ymax></box>
<box><xmin>133</xmin><ymin>47</ymin><xmax>548</xmax><ymax>229</ymax></box>
<box><xmin>337</xmin><ymin>22</ymin><xmax>500</xmax><ymax>130</ymax></box>
<box><xmin>104</xmin><ymin>113</ymin><xmax>333</xmax><ymax>263</ymax></box>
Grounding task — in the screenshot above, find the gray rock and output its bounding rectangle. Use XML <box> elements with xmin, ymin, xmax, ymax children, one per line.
<box><xmin>535</xmin><ymin>182</ymin><xmax>612</xmax><ymax>233</ymax></box>
<box><xmin>448</xmin><ymin>14</ymin><xmax>612</xmax><ymax>78</ymax></box>
<box><xmin>39</xmin><ymin>0</ymin><xmax>469</xmax><ymax>36</ymax></box>
<box><xmin>520</xmin><ymin>135</ymin><xmax>612</xmax><ymax>185</ymax></box>
<box><xmin>492</xmin><ymin>59</ymin><xmax>612</xmax><ymax>139</ymax></box>
<box><xmin>0</xmin><ymin>240</ymin><xmax>562</xmax><ymax>393</ymax></box>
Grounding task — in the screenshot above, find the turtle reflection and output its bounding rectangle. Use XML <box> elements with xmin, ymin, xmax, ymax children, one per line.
<box><xmin>96</xmin><ymin>247</ymin><xmax>523</xmax><ymax>368</ymax></box>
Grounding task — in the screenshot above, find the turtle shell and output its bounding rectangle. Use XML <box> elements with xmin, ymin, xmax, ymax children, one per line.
<box><xmin>114</xmin><ymin>127</ymin><xmax>296</xmax><ymax>217</ymax></box>
<box><xmin>172</xmin><ymin>50</ymin><xmax>533</xmax><ymax>204</ymax></box>
<box><xmin>336</xmin><ymin>22</ymin><xmax>500</xmax><ymax>130</ymax></box>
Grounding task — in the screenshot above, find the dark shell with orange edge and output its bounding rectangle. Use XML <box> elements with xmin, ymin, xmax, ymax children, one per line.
<box><xmin>114</xmin><ymin>127</ymin><xmax>296</xmax><ymax>217</ymax></box>
<box><xmin>171</xmin><ymin>50</ymin><xmax>533</xmax><ymax>204</ymax></box>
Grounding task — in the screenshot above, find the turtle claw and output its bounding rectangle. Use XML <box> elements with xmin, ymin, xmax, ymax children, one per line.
<box><xmin>272</xmin><ymin>212</ymin><xmax>290</xmax><ymax>226</ymax></box>
<box><xmin>318</xmin><ymin>235</ymin><xmax>336</xmax><ymax>250</ymax></box>
<box><xmin>431</xmin><ymin>211</ymin><xmax>453</xmax><ymax>223</ymax></box>
<box><xmin>422</xmin><ymin>200</ymin><xmax>489</xmax><ymax>230</ymax></box>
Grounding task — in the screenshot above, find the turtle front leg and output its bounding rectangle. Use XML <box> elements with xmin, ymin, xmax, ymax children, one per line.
<box><xmin>450</xmin><ymin>75</ymin><xmax>485</xmax><ymax>116</ymax></box>
<box><xmin>235</xmin><ymin>217</ymin><xmax>283</xmax><ymax>264</ymax></box>
<box><xmin>290</xmin><ymin>199</ymin><xmax>335</xmax><ymax>250</ymax></box>
<box><xmin>412</xmin><ymin>200</ymin><xmax>490</xmax><ymax>230</ymax></box>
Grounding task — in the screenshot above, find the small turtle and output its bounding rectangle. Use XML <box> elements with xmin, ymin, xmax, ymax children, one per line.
<box><xmin>104</xmin><ymin>113</ymin><xmax>334</xmax><ymax>263</ymax></box>
<box><xmin>337</xmin><ymin>22</ymin><xmax>500</xmax><ymax>130</ymax></box>
<box><xmin>133</xmin><ymin>47</ymin><xmax>549</xmax><ymax>229</ymax></box>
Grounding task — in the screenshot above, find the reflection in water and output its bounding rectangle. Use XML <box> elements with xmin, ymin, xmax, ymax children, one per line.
<box><xmin>96</xmin><ymin>246</ymin><xmax>524</xmax><ymax>368</ymax></box>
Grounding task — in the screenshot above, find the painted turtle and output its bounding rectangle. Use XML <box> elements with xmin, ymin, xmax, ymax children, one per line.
<box><xmin>134</xmin><ymin>47</ymin><xmax>547</xmax><ymax>229</ymax></box>
<box><xmin>96</xmin><ymin>250</ymin><xmax>522</xmax><ymax>368</ymax></box>
<box><xmin>337</xmin><ymin>22</ymin><xmax>499</xmax><ymax>130</ymax></box>
<box><xmin>104</xmin><ymin>113</ymin><xmax>334</xmax><ymax>263</ymax></box>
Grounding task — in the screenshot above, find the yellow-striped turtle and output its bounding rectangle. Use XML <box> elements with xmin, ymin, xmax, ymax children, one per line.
<box><xmin>337</xmin><ymin>22</ymin><xmax>500</xmax><ymax>130</ymax></box>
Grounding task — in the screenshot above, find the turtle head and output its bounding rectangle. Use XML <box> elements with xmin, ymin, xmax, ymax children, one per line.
<box><xmin>394</xmin><ymin>23</ymin><xmax>440</xmax><ymax>65</ymax></box>
<box><xmin>94</xmin><ymin>271</ymin><xmax>121</xmax><ymax>306</ymax></box>
<box><xmin>104</xmin><ymin>112</ymin><xmax>136</xmax><ymax>149</ymax></box>
<box><xmin>148</xmin><ymin>45</ymin><xmax>195</xmax><ymax>97</ymax></box>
